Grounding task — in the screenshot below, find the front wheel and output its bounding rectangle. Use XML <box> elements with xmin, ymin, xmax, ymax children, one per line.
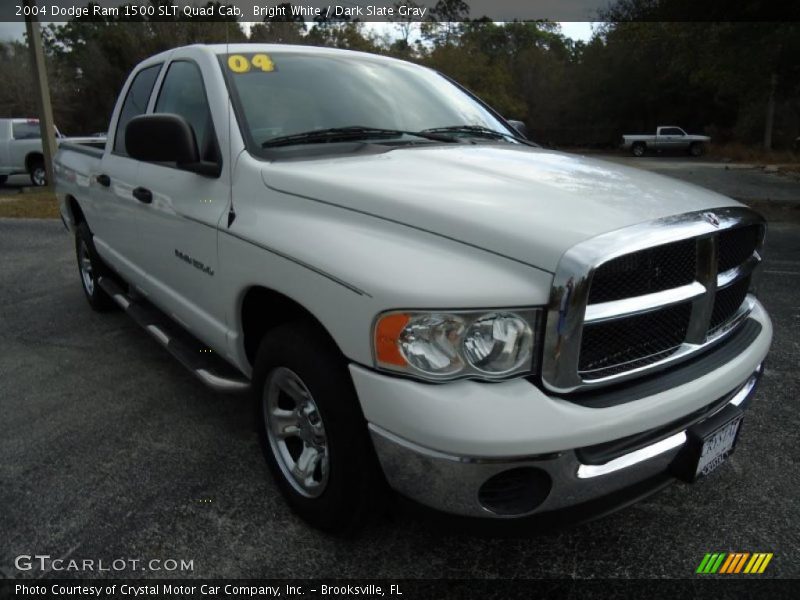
<box><xmin>253</xmin><ymin>322</ymin><xmax>385</xmax><ymax>533</ymax></box>
<box><xmin>689</xmin><ymin>142</ymin><xmax>704</xmax><ymax>157</ymax></box>
<box><xmin>29</xmin><ymin>159</ymin><xmax>47</xmax><ymax>187</ymax></box>
<box><xmin>0</xmin><ymin>175</ymin><xmax>8</xmax><ymax>186</ymax></box>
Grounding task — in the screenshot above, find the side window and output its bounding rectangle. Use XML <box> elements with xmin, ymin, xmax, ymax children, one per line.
<box><xmin>155</xmin><ymin>61</ymin><xmax>217</xmax><ymax>162</ymax></box>
<box><xmin>12</xmin><ymin>121</ymin><xmax>42</xmax><ymax>140</ymax></box>
<box><xmin>114</xmin><ymin>64</ymin><xmax>162</xmax><ymax>155</ymax></box>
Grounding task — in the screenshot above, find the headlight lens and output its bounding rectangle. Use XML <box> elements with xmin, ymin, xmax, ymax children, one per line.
<box><xmin>374</xmin><ymin>309</ymin><xmax>540</xmax><ymax>381</ymax></box>
<box><xmin>399</xmin><ymin>314</ymin><xmax>466</xmax><ymax>375</ymax></box>
<box><xmin>462</xmin><ymin>313</ymin><xmax>533</xmax><ymax>374</ymax></box>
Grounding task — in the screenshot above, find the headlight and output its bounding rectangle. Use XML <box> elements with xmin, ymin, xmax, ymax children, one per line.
<box><xmin>374</xmin><ymin>309</ymin><xmax>541</xmax><ymax>381</ymax></box>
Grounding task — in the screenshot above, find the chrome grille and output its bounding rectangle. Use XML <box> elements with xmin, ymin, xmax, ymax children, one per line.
<box><xmin>542</xmin><ymin>209</ymin><xmax>765</xmax><ymax>393</ymax></box>
<box><xmin>579</xmin><ymin>301</ymin><xmax>692</xmax><ymax>378</ymax></box>
<box><xmin>718</xmin><ymin>225</ymin><xmax>761</xmax><ymax>272</ymax></box>
<box><xmin>710</xmin><ymin>276</ymin><xmax>751</xmax><ymax>335</ymax></box>
<box><xmin>587</xmin><ymin>239</ymin><xmax>696</xmax><ymax>304</ymax></box>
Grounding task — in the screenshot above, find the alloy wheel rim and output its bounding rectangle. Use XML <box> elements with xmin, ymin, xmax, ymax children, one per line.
<box><xmin>79</xmin><ymin>241</ymin><xmax>95</xmax><ymax>295</ymax></box>
<box><xmin>33</xmin><ymin>167</ymin><xmax>46</xmax><ymax>186</ymax></box>
<box><xmin>263</xmin><ymin>366</ymin><xmax>329</xmax><ymax>498</ymax></box>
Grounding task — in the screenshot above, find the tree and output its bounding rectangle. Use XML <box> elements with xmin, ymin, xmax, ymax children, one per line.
<box><xmin>598</xmin><ymin>0</ymin><xmax>800</xmax><ymax>147</ymax></box>
<box><xmin>420</xmin><ymin>0</ymin><xmax>470</xmax><ymax>47</ymax></box>
<box><xmin>388</xmin><ymin>0</ymin><xmax>423</xmax><ymax>57</ymax></box>
<box><xmin>39</xmin><ymin>1</ymin><xmax>246</xmax><ymax>133</ymax></box>
<box><xmin>0</xmin><ymin>42</ymin><xmax>37</xmax><ymax>119</ymax></box>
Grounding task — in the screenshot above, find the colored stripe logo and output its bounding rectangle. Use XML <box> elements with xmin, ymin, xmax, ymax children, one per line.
<box><xmin>697</xmin><ymin>552</ymin><xmax>773</xmax><ymax>574</ymax></box>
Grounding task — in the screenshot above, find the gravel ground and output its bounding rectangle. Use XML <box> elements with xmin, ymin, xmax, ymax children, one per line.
<box><xmin>1</xmin><ymin>164</ymin><xmax>799</xmax><ymax>580</ymax></box>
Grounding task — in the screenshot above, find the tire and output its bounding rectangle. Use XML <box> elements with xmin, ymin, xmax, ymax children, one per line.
<box><xmin>75</xmin><ymin>222</ymin><xmax>116</xmax><ymax>312</ymax></box>
<box><xmin>253</xmin><ymin>321</ymin><xmax>385</xmax><ymax>533</ymax></box>
<box><xmin>0</xmin><ymin>175</ymin><xmax>7</xmax><ymax>186</ymax></box>
<box><xmin>29</xmin><ymin>159</ymin><xmax>46</xmax><ymax>187</ymax></box>
<box><xmin>689</xmin><ymin>142</ymin><xmax>704</xmax><ymax>157</ymax></box>
<box><xmin>631</xmin><ymin>142</ymin><xmax>646</xmax><ymax>157</ymax></box>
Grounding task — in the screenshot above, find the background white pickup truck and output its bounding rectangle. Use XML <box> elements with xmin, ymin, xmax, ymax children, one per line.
<box><xmin>0</xmin><ymin>118</ymin><xmax>104</xmax><ymax>186</ymax></box>
<box><xmin>55</xmin><ymin>44</ymin><xmax>771</xmax><ymax>532</ymax></box>
<box><xmin>623</xmin><ymin>126</ymin><xmax>711</xmax><ymax>157</ymax></box>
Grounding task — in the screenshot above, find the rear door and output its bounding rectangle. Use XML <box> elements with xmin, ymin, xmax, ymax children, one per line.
<box><xmin>89</xmin><ymin>62</ymin><xmax>163</xmax><ymax>278</ymax></box>
<box><xmin>133</xmin><ymin>57</ymin><xmax>230</xmax><ymax>350</ymax></box>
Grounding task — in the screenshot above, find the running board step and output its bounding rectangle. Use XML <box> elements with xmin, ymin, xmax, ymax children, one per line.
<box><xmin>98</xmin><ymin>276</ymin><xmax>250</xmax><ymax>394</ymax></box>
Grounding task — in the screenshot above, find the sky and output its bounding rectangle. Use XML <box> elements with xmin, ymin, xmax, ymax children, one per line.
<box><xmin>0</xmin><ymin>21</ymin><xmax>597</xmax><ymax>44</ymax></box>
<box><xmin>559</xmin><ymin>21</ymin><xmax>595</xmax><ymax>42</ymax></box>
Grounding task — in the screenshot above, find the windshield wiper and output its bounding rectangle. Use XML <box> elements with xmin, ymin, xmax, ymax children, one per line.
<box><xmin>422</xmin><ymin>125</ymin><xmax>536</xmax><ymax>145</ymax></box>
<box><xmin>261</xmin><ymin>126</ymin><xmax>456</xmax><ymax>148</ymax></box>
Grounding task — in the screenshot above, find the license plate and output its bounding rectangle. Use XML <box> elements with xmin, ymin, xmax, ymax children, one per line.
<box><xmin>695</xmin><ymin>416</ymin><xmax>742</xmax><ymax>478</ymax></box>
<box><xmin>670</xmin><ymin>404</ymin><xmax>744</xmax><ymax>483</ymax></box>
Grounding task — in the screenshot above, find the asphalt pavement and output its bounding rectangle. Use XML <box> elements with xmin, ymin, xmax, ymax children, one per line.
<box><xmin>1</xmin><ymin>168</ymin><xmax>799</xmax><ymax>579</ymax></box>
<box><xmin>596</xmin><ymin>155</ymin><xmax>800</xmax><ymax>204</ymax></box>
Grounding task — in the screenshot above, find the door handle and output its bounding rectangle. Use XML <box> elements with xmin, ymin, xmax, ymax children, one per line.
<box><xmin>132</xmin><ymin>187</ymin><xmax>152</xmax><ymax>204</ymax></box>
<box><xmin>96</xmin><ymin>174</ymin><xmax>111</xmax><ymax>187</ymax></box>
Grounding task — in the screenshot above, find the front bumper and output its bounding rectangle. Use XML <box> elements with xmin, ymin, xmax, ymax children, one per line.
<box><xmin>351</xmin><ymin>302</ymin><xmax>771</xmax><ymax>519</ymax></box>
<box><xmin>368</xmin><ymin>368</ymin><xmax>760</xmax><ymax>518</ymax></box>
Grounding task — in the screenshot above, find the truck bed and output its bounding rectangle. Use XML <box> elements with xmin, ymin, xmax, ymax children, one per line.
<box><xmin>59</xmin><ymin>141</ymin><xmax>105</xmax><ymax>158</ymax></box>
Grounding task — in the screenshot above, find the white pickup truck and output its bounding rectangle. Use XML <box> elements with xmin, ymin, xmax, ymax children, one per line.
<box><xmin>0</xmin><ymin>118</ymin><xmax>104</xmax><ymax>186</ymax></box>
<box><xmin>55</xmin><ymin>44</ymin><xmax>772</xmax><ymax>532</ymax></box>
<box><xmin>623</xmin><ymin>126</ymin><xmax>711</xmax><ymax>157</ymax></box>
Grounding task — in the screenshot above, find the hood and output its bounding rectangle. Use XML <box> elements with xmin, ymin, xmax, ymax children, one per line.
<box><xmin>261</xmin><ymin>145</ymin><xmax>741</xmax><ymax>272</ymax></box>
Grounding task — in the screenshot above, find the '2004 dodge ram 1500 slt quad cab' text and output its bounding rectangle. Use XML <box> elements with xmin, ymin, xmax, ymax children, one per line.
<box><xmin>55</xmin><ymin>44</ymin><xmax>772</xmax><ymax>532</ymax></box>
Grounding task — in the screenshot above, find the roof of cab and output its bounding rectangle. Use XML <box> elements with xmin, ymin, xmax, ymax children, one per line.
<box><xmin>140</xmin><ymin>43</ymin><xmax>412</xmax><ymax>68</ymax></box>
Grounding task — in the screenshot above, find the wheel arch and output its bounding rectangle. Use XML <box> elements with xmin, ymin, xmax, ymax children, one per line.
<box><xmin>25</xmin><ymin>151</ymin><xmax>44</xmax><ymax>172</ymax></box>
<box><xmin>64</xmin><ymin>194</ymin><xmax>87</xmax><ymax>229</ymax></box>
<box><xmin>239</xmin><ymin>285</ymin><xmax>345</xmax><ymax>369</ymax></box>
<box><xmin>689</xmin><ymin>141</ymin><xmax>705</xmax><ymax>155</ymax></box>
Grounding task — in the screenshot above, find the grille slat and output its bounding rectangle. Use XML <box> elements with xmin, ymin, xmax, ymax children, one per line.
<box><xmin>579</xmin><ymin>302</ymin><xmax>692</xmax><ymax>378</ymax></box>
<box><xmin>588</xmin><ymin>239</ymin><xmax>696</xmax><ymax>304</ymax></box>
<box><xmin>718</xmin><ymin>225</ymin><xmax>760</xmax><ymax>273</ymax></box>
<box><xmin>710</xmin><ymin>277</ymin><xmax>751</xmax><ymax>334</ymax></box>
<box><xmin>577</xmin><ymin>225</ymin><xmax>759</xmax><ymax>382</ymax></box>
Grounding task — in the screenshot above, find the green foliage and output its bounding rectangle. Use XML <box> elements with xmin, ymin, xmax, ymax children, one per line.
<box><xmin>0</xmin><ymin>42</ymin><xmax>36</xmax><ymax>119</ymax></box>
<box><xmin>3</xmin><ymin>0</ymin><xmax>798</xmax><ymax>148</ymax></box>
<box><xmin>32</xmin><ymin>1</ymin><xmax>245</xmax><ymax>133</ymax></box>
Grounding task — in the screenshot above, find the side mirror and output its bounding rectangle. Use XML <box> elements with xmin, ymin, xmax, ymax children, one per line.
<box><xmin>126</xmin><ymin>114</ymin><xmax>219</xmax><ymax>176</ymax></box>
<box><xmin>507</xmin><ymin>119</ymin><xmax>529</xmax><ymax>140</ymax></box>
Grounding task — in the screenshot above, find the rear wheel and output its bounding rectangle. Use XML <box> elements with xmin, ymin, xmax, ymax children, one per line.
<box><xmin>253</xmin><ymin>321</ymin><xmax>385</xmax><ymax>533</ymax></box>
<box><xmin>75</xmin><ymin>222</ymin><xmax>115</xmax><ymax>311</ymax></box>
<box><xmin>689</xmin><ymin>142</ymin><xmax>704</xmax><ymax>157</ymax></box>
<box><xmin>29</xmin><ymin>159</ymin><xmax>46</xmax><ymax>186</ymax></box>
<box><xmin>0</xmin><ymin>175</ymin><xmax>7</xmax><ymax>186</ymax></box>
<box><xmin>631</xmin><ymin>142</ymin><xmax>646</xmax><ymax>157</ymax></box>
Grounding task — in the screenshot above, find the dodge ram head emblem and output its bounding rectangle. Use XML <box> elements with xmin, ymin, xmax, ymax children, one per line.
<box><xmin>701</xmin><ymin>212</ymin><xmax>721</xmax><ymax>227</ymax></box>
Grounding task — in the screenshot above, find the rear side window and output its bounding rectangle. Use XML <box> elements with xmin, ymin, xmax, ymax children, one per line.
<box><xmin>154</xmin><ymin>61</ymin><xmax>217</xmax><ymax>161</ymax></box>
<box><xmin>12</xmin><ymin>121</ymin><xmax>41</xmax><ymax>140</ymax></box>
<box><xmin>114</xmin><ymin>64</ymin><xmax>162</xmax><ymax>155</ymax></box>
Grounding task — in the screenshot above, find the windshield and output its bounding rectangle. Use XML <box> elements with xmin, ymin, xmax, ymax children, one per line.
<box><xmin>219</xmin><ymin>51</ymin><xmax>516</xmax><ymax>154</ymax></box>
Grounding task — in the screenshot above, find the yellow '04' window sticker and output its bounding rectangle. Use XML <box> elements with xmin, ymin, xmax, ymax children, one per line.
<box><xmin>226</xmin><ymin>53</ymin><xmax>276</xmax><ymax>73</ymax></box>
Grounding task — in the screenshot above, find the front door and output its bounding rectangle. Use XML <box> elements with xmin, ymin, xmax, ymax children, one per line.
<box><xmin>134</xmin><ymin>59</ymin><xmax>230</xmax><ymax>351</ymax></box>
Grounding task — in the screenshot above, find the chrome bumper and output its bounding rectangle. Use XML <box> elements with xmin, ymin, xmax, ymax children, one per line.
<box><xmin>369</xmin><ymin>367</ymin><xmax>762</xmax><ymax>519</ymax></box>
